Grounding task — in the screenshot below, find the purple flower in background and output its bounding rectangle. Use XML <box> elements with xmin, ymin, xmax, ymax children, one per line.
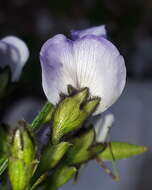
<box><xmin>0</xmin><ymin>36</ymin><xmax>29</xmax><ymax>81</ymax></box>
<box><xmin>40</xmin><ymin>25</ymin><xmax>126</xmax><ymax>115</ymax></box>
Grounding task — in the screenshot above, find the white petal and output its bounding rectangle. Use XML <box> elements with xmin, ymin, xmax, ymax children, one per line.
<box><xmin>2</xmin><ymin>36</ymin><xmax>29</xmax><ymax>66</ymax></box>
<box><xmin>73</xmin><ymin>36</ymin><xmax>126</xmax><ymax>114</ymax></box>
<box><xmin>1</xmin><ymin>36</ymin><xmax>29</xmax><ymax>81</ymax></box>
<box><xmin>40</xmin><ymin>34</ymin><xmax>76</xmax><ymax>104</ymax></box>
<box><xmin>95</xmin><ymin>113</ymin><xmax>115</xmax><ymax>143</ymax></box>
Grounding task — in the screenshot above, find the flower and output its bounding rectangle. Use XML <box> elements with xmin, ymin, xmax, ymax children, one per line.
<box><xmin>94</xmin><ymin>113</ymin><xmax>115</xmax><ymax>143</ymax></box>
<box><xmin>40</xmin><ymin>25</ymin><xmax>126</xmax><ymax>115</ymax></box>
<box><xmin>0</xmin><ymin>36</ymin><xmax>29</xmax><ymax>81</ymax></box>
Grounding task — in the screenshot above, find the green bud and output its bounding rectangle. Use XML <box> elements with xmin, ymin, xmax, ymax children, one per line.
<box><xmin>44</xmin><ymin>166</ymin><xmax>77</xmax><ymax>190</ymax></box>
<box><xmin>8</xmin><ymin>121</ymin><xmax>36</xmax><ymax>190</ymax></box>
<box><xmin>36</xmin><ymin>142</ymin><xmax>71</xmax><ymax>176</ymax></box>
<box><xmin>31</xmin><ymin>142</ymin><xmax>71</xmax><ymax>189</ymax></box>
<box><xmin>98</xmin><ymin>142</ymin><xmax>148</xmax><ymax>161</ymax></box>
<box><xmin>52</xmin><ymin>88</ymin><xmax>100</xmax><ymax>144</ymax></box>
<box><xmin>9</xmin><ymin>159</ymin><xmax>30</xmax><ymax>190</ymax></box>
<box><xmin>65</xmin><ymin>128</ymin><xmax>103</xmax><ymax>165</ymax></box>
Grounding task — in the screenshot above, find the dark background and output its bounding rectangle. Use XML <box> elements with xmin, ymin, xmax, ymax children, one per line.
<box><xmin>1</xmin><ymin>0</ymin><xmax>152</xmax><ymax>96</ymax></box>
<box><xmin>0</xmin><ymin>1</ymin><xmax>152</xmax><ymax>190</ymax></box>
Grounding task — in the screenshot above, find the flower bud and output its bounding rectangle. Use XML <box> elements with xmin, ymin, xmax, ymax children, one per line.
<box><xmin>64</xmin><ymin>128</ymin><xmax>94</xmax><ymax>165</ymax></box>
<box><xmin>52</xmin><ymin>88</ymin><xmax>100</xmax><ymax>144</ymax></box>
<box><xmin>44</xmin><ymin>166</ymin><xmax>77</xmax><ymax>190</ymax></box>
<box><xmin>64</xmin><ymin>128</ymin><xmax>104</xmax><ymax>165</ymax></box>
<box><xmin>8</xmin><ymin>121</ymin><xmax>36</xmax><ymax>190</ymax></box>
<box><xmin>37</xmin><ymin>142</ymin><xmax>71</xmax><ymax>174</ymax></box>
<box><xmin>97</xmin><ymin>142</ymin><xmax>147</xmax><ymax>161</ymax></box>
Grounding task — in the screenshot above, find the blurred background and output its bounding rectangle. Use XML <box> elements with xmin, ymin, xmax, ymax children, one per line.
<box><xmin>0</xmin><ymin>0</ymin><xmax>152</xmax><ymax>189</ymax></box>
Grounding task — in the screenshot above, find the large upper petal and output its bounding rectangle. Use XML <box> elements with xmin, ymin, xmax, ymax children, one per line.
<box><xmin>73</xmin><ymin>35</ymin><xmax>126</xmax><ymax>114</ymax></box>
<box><xmin>40</xmin><ymin>34</ymin><xmax>76</xmax><ymax>104</ymax></box>
<box><xmin>71</xmin><ymin>25</ymin><xmax>107</xmax><ymax>40</ymax></box>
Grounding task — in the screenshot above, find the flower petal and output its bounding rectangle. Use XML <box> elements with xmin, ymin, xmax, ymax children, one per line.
<box><xmin>95</xmin><ymin>113</ymin><xmax>114</xmax><ymax>143</ymax></box>
<box><xmin>73</xmin><ymin>35</ymin><xmax>126</xmax><ymax>114</ymax></box>
<box><xmin>2</xmin><ymin>36</ymin><xmax>29</xmax><ymax>66</ymax></box>
<box><xmin>40</xmin><ymin>34</ymin><xmax>76</xmax><ymax>104</ymax></box>
<box><xmin>0</xmin><ymin>36</ymin><xmax>29</xmax><ymax>81</ymax></box>
<box><xmin>71</xmin><ymin>25</ymin><xmax>107</xmax><ymax>40</ymax></box>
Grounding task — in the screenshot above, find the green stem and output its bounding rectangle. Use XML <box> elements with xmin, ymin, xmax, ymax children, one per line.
<box><xmin>30</xmin><ymin>102</ymin><xmax>54</xmax><ymax>131</ymax></box>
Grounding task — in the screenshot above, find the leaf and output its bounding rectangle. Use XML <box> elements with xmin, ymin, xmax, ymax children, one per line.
<box><xmin>30</xmin><ymin>102</ymin><xmax>54</xmax><ymax>131</ymax></box>
<box><xmin>0</xmin><ymin>125</ymin><xmax>9</xmax><ymax>176</ymax></box>
<box><xmin>98</xmin><ymin>142</ymin><xmax>147</xmax><ymax>161</ymax></box>
<box><xmin>0</xmin><ymin>156</ymin><xmax>8</xmax><ymax>175</ymax></box>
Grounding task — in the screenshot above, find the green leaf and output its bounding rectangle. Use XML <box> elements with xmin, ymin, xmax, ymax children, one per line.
<box><xmin>31</xmin><ymin>102</ymin><xmax>54</xmax><ymax>131</ymax></box>
<box><xmin>52</xmin><ymin>88</ymin><xmax>100</xmax><ymax>144</ymax></box>
<box><xmin>43</xmin><ymin>166</ymin><xmax>77</xmax><ymax>190</ymax></box>
<box><xmin>98</xmin><ymin>142</ymin><xmax>147</xmax><ymax>161</ymax></box>
<box><xmin>0</xmin><ymin>125</ymin><xmax>10</xmax><ymax>176</ymax></box>
<box><xmin>0</xmin><ymin>156</ymin><xmax>8</xmax><ymax>175</ymax></box>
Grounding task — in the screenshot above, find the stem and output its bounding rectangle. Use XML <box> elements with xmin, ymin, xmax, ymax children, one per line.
<box><xmin>30</xmin><ymin>102</ymin><xmax>54</xmax><ymax>131</ymax></box>
<box><xmin>96</xmin><ymin>157</ymin><xmax>119</xmax><ymax>181</ymax></box>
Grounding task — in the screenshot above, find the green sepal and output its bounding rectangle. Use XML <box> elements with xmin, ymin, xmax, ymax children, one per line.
<box><xmin>98</xmin><ymin>142</ymin><xmax>147</xmax><ymax>161</ymax></box>
<box><xmin>67</xmin><ymin>85</ymin><xmax>77</xmax><ymax>95</ymax></box>
<box><xmin>43</xmin><ymin>166</ymin><xmax>77</xmax><ymax>190</ymax></box>
<box><xmin>52</xmin><ymin>88</ymin><xmax>100</xmax><ymax>144</ymax></box>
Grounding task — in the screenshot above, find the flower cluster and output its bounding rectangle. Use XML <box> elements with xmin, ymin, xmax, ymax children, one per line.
<box><xmin>0</xmin><ymin>25</ymin><xmax>147</xmax><ymax>190</ymax></box>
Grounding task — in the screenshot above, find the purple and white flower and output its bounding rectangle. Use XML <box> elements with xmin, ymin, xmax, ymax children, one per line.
<box><xmin>0</xmin><ymin>36</ymin><xmax>29</xmax><ymax>81</ymax></box>
<box><xmin>40</xmin><ymin>25</ymin><xmax>126</xmax><ymax>115</ymax></box>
